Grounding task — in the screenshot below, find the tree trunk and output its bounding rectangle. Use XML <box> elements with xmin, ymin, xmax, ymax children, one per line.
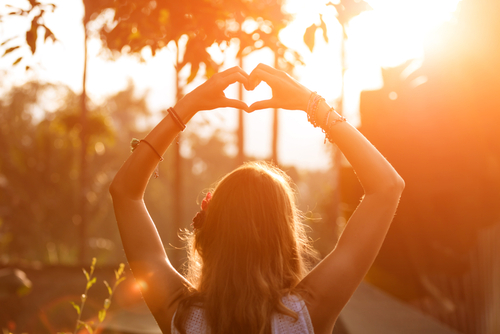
<box><xmin>237</xmin><ymin>55</ymin><xmax>245</xmax><ymax>165</ymax></box>
<box><xmin>78</xmin><ymin>21</ymin><xmax>89</xmax><ymax>265</ymax></box>
<box><xmin>271</xmin><ymin>54</ymin><xmax>279</xmax><ymax>165</ymax></box>
<box><xmin>171</xmin><ymin>44</ymin><xmax>183</xmax><ymax>269</ymax></box>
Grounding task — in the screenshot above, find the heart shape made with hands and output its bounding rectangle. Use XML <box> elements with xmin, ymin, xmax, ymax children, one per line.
<box><xmin>216</xmin><ymin>64</ymin><xmax>307</xmax><ymax>113</ymax></box>
<box><xmin>224</xmin><ymin>79</ymin><xmax>273</xmax><ymax>109</ymax></box>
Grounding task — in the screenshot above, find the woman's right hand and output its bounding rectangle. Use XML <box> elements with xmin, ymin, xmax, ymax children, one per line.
<box><xmin>246</xmin><ymin>63</ymin><xmax>312</xmax><ymax>113</ymax></box>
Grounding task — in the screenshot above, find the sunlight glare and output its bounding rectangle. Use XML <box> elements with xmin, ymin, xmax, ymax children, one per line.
<box><xmin>279</xmin><ymin>0</ymin><xmax>462</xmax><ymax>125</ymax></box>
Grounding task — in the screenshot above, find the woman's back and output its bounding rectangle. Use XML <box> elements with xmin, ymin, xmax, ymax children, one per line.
<box><xmin>110</xmin><ymin>64</ymin><xmax>404</xmax><ymax>334</ymax></box>
<box><xmin>171</xmin><ymin>294</ymin><xmax>314</xmax><ymax>334</ymax></box>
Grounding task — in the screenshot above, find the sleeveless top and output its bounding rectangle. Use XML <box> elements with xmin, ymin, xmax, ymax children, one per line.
<box><xmin>171</xmin><ymin>294</ymin><xmax>315</xmax><ymax>334</ymax></box>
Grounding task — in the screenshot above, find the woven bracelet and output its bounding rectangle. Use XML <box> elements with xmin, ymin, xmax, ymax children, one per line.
<box><xmin>130</xmin><ymin>138</ymin><xmax>164</xmax><ymax>178</ymax></box>
<box><xmin>168</xmin><ymin>107</ymin><xmax>186</xmax><ymax>131</ymax></box>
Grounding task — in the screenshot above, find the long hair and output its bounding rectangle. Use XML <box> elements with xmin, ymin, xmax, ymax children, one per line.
<box><xmin>174</xmin><ymin>161</ymin><xmax>317</xmax><ymax>334</ymax></box>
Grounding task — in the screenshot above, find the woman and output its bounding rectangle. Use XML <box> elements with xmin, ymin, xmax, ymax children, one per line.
<box><xmin>110</xmin><ymin>64</ymin><xmax>404</xmax><ymax>334</ymax></box>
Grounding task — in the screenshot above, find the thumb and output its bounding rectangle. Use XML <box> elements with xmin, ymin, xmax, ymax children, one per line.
<box><xmin>221</xmin><ymin>98</ymin><xmax>249</xmax><ymax>111</ymax></box>
<box><xmin>248</xmin><ymin>99</ymin><xmax>277</xmax><ymax>112</ymax></box>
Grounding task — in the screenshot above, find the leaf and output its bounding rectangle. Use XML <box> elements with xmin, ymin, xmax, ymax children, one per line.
<box><xmin>103</xmin><ymin>280</ymin><xmax>112</xmax><ymax>295</ymax></box>
<box><xmin>90</xmin><ymin>257</ymin><xmax>96</xmax><ymax>275</ymax></box>
<box><xmin>1</xmin><ymin>36</ymin><xmax>16</xmax><ymax>46</ymax></box>
<box><xmin>70</xmin><ymin>301</ymin><xmax>81</xmax><ymax>315</ymax></box>
<box><xmin>115</xmin><ymin>276</ymin><xmax>126</xmax><ymax>287</ymax></box>
<box><xmin>86</xmin><ymin>277</ymin><xmax>97</xmax><ymax>290</ymax></box>
<box><xmin>43</xmin><ymin>25</ymin><xmax>56</xmax><ymax>42</ymax></box>
<box><xmin>98</xmin><ymin>309</ymin><xmax>106</xmax><ymax>322</ymax></box>
<box><xmin>117</xmin><ymin>263</ymin><xmax>124</xmax><ymax>277</ymax></box>
<box><xmin>303</xmin><ymin>23</ymin><xmax>317</xmax><ymax>52</ymax></box>
<box><xmin>12</xmin><ymin>57</ymin><xmax>22</xmax><ymax>65</ymax></box>
<box><xmin>186</xmin><ymin>63</ymin><xmax>199</xmax><ymax>84</ymax></box>
<box><xmin>319</xmin><ymin>14</ymin><xmax>329</xmax><ymax>44</ymax></box>
<box><xmin>83</xmin><ymin>322</ymin><xmax>94</xmax><ymax>334</ymax></box>
<box><xmin>26</xmin><ymin>19</ymin><xmax>39</xmax><ymax>54</ymax></box>
<box><xmin>82</xmin><ymin>268</ymin><xmax>90</xmax><ymax>281</ymax></box>
<box><xmin>2</xmin><ymin>46</ymin><xmax>20</xmax><ymax>57</ymax></box>
<box><xmin>28</xmin><ymin>0</ymin><xmax>38</xmax><ymax>9</ymax></box>
<box><xmin>104</xmin><ymin>298</ymin><xmax>111</xmax><ymax>309</ymax></box>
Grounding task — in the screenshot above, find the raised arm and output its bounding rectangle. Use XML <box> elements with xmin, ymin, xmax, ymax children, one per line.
<box><xmin>247</xmin><ymin>64</ymin><xmax>404</xmax><ymax>333</ymax></box>
<box><xmin>109</xmin><ymin>67</ymin><xmax>249</xmax><ymax>332</ymax></box>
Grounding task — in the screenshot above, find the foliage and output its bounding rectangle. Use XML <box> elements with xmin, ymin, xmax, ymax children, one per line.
<box><xmin>328</xmin><ymin>0</ymin><xmax>372</xmax><ymax>27</ymax></box>
<box><xmin>0</xmin><ymin>0</ymin><xmax>57</xmax><ymax>69</ymax></box>
<box><xmin>86</xmin><ymin>0</ymin><xmax>302</xmax><ymax>80</ymax></box>
<box><xmin>0</xmin><ymin>81</ymin><xmax>149</xmax><ymax>264</ymax></box>
<box><xmin>303</xmin><ymin>0</ymin><xmax>372</xmax><ymax>52</ymax></box>
<box><xmin>68</xmin><ymin>258</ymin><xmax>125</xmax><ymax>334</ymax></box>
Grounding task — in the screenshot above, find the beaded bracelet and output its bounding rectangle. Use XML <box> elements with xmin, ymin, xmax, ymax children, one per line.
<box><xmin>131</xmin><ymin>138</ymin><xmax>164</xmax><ymax>178</ymax></box>
<box><xmin>307</xmin><ymin>94</ymin><xmax>324</xmax><ymax>128</ymax></box>
<box><xmin>324</xmin><ymin>112</ymin><xmax>347</xmax><ymax>144</ymax></box>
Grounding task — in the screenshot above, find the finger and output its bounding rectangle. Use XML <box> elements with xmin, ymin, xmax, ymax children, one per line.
<box><xmin>248</xmin><ymin>99</ymin><xmax>278</xmax><ymax>112</ymax></box>
<box><xmin>254</xmin><ymin>63</ymin><xmax>282</xmax><ymax>76</ymax></box>
<box><xmin>248</xmin><ymin>68</ymin><xmax>279</xmax><ymax>90</ymax></box>
<box><xmin>219</xmin><ymin>66</ymin><xmax>249</xmax><ymax>79</ymax></box>
<box><xmin>219</xmin><ymin>72</ymin><xmax>248</xmax><ymax>89</ymax></box>
<box><xmin>221</xmin><ymin>98</ymin><xmax>249</xmax><ymax>111</ymax></box>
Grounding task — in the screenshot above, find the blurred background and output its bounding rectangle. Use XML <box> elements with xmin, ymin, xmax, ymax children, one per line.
<box><xmin>0</xmin><ymin>0</ymin><xmax>499</xmax><ymax>333</ymax></box>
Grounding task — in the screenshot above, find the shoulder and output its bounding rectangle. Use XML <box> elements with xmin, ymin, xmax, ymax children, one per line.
<box><xmin>272</xmin><ymin>294</ymin><xmax>315</xmax><ymax>334</ymax></box>
<box><xmin>171</xmin><ymin>304</ymin><xmax>208</xmax><ymax>334</ymax></box>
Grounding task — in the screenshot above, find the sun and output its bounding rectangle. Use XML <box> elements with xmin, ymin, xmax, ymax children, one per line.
<box><xmin>278</xmin><ymin>0</ymin><xmax>462</xmax><ymax>122</ymax></box>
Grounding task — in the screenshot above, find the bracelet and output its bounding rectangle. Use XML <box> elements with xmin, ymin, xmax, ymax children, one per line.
<box><xmin>130</xmin><ymin>138</ymin><xmax>164</xmax><ymax>178</ymax></box>
<box><xmin>168</xmin><ymin>107</ymin><xmax>186</xmax><ymax>132</ymax></box>
<box><xmin>324</xmin><ymin>113</ymin><xmax>347</xmax><ymax>144</ymax></box>
<box><xmin>307</xmin><ymin>94</ymin><xmax>324</xmax><ymax>128</ymax></box>
<box><xmin>307</xmin><ymin>92</ymin><xmax>318</xmax><ymax>115</ymax></box>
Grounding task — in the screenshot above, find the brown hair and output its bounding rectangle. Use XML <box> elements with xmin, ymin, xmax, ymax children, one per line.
<box><xmin>174</xmin><ymin>161</ymin><xmax>317</xmax><ymax>334</ymax></box>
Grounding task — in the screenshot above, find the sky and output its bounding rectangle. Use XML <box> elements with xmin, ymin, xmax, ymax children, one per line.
<box><xmin>0</xmin><ymin>0</ymin><xmax>461</xmax><ymax>170</ymax></box>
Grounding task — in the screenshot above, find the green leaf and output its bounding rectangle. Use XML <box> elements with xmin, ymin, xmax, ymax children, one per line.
<box><xmin>82</xmin><ymin>268</ymin><xmax>90</xmax><ymax>281</ymax></box>
<box><xmin>12</xmin><ymin>57</ymin><xmax>22</xmax><ymax>65</ymax></box>
<box><xmin>86</xmin><ymin>277</ymin><xmax>97</xmax><ymax>290</ymax></box>
<box><xmin>2</xmin><ymin>46</ymin><xmax>20</xmax><ymax>57</ymax></box>
<box><xmin>43</xmin><ymin>25</ymin><xmax>56</xmax><ymax>42</ymax></box>
<box><xmin>1</xmin><ymin>37</ymin><xmax>16</xmax><ymax>46</ymax></box>
<box><xmin>90</xmin><ymin>257</ymin><xmax>96</xmax><ymax>275</ymax></box>
<box><xmin>104</xmin><ymin>298</ymin><xmax>111</xmax><ymax>310</ymax></box>
<box><xmin>117</xmin><ymin>263</ymin><xmax>125</xmax><ymax>277</ymax></box>
<box><xmin>26</xmin><ymin>19</ymin><xmax>38</xmax><ymax>54</ymax></box>
<box><xmin>83</xmin><ymin>322</ymin><xmax>94</xmax><ymax>334</ymax></box>
<box><xmin>104</xmin><ymin>280</ymin><xmax>112</xmax><ymax>296</ymax></box>
<box><xmin>98</xmin><ymin>309</ymin><xmax>106</xmax><ymax>322</ymax></box>
<box><xmin>319</xmin><ymin>14</ymin><xmax>329</xmax><ymax>44</ymax></box>
<box><xmin>70</xmin><ymin>301</ymin><xmax>80</xmax><ymax>315</ymax></box>
<box><xmin>76</xmin><ymin>321</ymin><xmax>83</xmax><ymax>330</ymax></box>
<box><xmin>303</xmin><ymin>23</ymin><xmax>317</xmax><ymax>52</ymax></box>
<box><xmin>186</xmin><ymin>63</ymin><xmax>199</xmax><ymax>84</ymax></box>
<box><xmin>115</xmin><ymin>276</ymin><xmax>126</xmax><ymax>287</ymax></box>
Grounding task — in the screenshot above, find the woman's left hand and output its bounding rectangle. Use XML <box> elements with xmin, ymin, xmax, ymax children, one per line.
<box><xmin>179</xmin><ymin>66</ymin><xmax>250</xmax><ymax>114</ymax></box>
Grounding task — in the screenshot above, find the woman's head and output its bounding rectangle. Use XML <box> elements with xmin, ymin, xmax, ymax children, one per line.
<box><xmin>176</xmin><ymin>161</ymin><xmax>316</xmax><ymax>333</ymax></box>
<box><xmin>195</xmin><ymin>161</ymin><xmax>309</xmax><ymax>287</ymax></box>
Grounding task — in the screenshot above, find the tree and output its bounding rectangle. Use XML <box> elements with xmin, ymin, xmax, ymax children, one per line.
<box><xmin>82</xmin><ymin>0</ymin><xmax>302</xmax><ymax>265</ymax></box>
<box><xmin>0</xmin><ymin>80</ymin><xmax>151</xmax><ymax>264</ymax></box>
<box><xmin>302</xmin><ymin>0</ymin><xmax>371</xmax><ymax>239</ymax></box>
